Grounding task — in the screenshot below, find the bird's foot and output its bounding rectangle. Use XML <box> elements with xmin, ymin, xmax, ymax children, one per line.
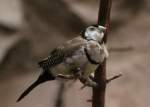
<box><xmin>79</xmin><ymin>76</ymin><xmax>98</xmax><ymax>89</ymax></box>
<box><xmin>81</xmin><ymin>73</ymin><xmax>122</xmax><ymax>89</ymax></box>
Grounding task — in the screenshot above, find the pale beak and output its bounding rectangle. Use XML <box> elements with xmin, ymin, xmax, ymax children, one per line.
<box><xmin>98</xmin><ymin>26</ymin><xmax>106</xmax><ymax>32</ymax></box>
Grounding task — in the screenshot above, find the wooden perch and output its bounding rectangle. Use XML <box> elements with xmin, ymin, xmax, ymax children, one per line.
<box><xmin>92</xmin><ymin>0</ymin><xmax>112</xmax><ymax>107</ymax></box>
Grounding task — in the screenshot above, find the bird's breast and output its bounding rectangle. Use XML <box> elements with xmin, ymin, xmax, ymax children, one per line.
<box><xmin>50</xmin><ymin>51</ymin><xmax>97</xmax><ymax>77</ymax></box>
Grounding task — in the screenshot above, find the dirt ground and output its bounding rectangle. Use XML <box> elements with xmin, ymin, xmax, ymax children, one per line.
<box><xmin>0</xmin><ymin>0</ymin><xmax>150</xmax><ymax>107</ymax></box>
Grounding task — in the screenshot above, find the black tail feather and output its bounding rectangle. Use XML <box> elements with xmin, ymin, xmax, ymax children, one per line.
<box><xmin>17</xmin><ymin>71</ymin><xmax>55</xmax><ymax>102</ymax></box>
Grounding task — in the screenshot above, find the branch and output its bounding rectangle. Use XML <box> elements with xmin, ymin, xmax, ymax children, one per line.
<box><xmin>109</xmin><ymin>46</ymin><xmax>134</xmax><ymax>53</ymax></box>
<box><xmin>106</xmin><ymin>74</ymin><xmax>122</xmax><ymax>83</ymax></box>
<box><xmin>92</xmin><ymin>0</ymin><xmax>112</xmax><ymax>107</ymax></box>
<box><xmin>55</xmin><ymin>82</ymin><xmax>65</xmax><ymax>107</ymax></box>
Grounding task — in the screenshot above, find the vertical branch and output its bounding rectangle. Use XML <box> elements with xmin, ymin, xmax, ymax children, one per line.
<box><xmin>55</xmin><ymin>82</ymin><xmax>65</xmax><ymax>107</ymax></box>
<box><xmin>98</xmin><ymin>0</ymin><xmax>112</xmax><ymax>42</ymax></box>
<box><xmin>92</xmin><ymin>0</ymin><xmax>112</xmax><ymax>107</ymax></box>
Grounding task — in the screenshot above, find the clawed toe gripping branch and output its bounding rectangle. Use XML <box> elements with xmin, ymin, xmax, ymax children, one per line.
<box><xmin>80</xmin><ymin>73</ymin><xmax>122</xmax><ymax>90</ymax></box>
<box><xmin>86</xmin><ymin>74</ymin><xmax>122</xmax><ymax>103</ymax></box>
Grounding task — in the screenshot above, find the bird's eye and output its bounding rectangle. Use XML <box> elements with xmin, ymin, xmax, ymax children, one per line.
<box><xmin>89</xmin><ymin>27</ymin><xmax>95</xmax><ymax>31</ymax></box>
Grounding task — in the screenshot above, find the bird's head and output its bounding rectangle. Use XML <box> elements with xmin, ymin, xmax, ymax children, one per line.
<box><xmin>82</xmin><ymin>25</ymin><xmax>106</xmax><ymax>43</ymax></box>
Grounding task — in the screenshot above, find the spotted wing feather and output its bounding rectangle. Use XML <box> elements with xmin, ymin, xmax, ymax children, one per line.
<box><xmin>38</xmin><ymin>48</ymin><xmax>65</xmax><ymax>69</ymax></box>
<box><xmin>38</xmin><ymin>37</ymin><xmax>85</xmax><ymax>69</ymax></box>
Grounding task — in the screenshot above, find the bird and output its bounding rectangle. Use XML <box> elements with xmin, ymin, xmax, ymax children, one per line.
<box><xmin>17</xmin><ymin>25</ymin><xmax>109</xmax><ymax>102</ymax></box>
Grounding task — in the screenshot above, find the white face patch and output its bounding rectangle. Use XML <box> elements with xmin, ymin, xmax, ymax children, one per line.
<box><xmin>84</xmin><ymin>26</ymin><xmax>104</xmax><ymax>42</ymax></box>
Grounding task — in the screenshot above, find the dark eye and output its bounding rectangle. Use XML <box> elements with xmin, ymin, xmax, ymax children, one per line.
<box><xmin>90</xmin><ymin>27</ymin><xmax>95</xmax><ymax>31</ymax></box>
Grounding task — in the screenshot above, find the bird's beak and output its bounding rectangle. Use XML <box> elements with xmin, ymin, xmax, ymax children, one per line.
<box><xmin>98</xmin><ymin>26</ymin><xmax>106</xmax><ymax>32</ymax></box>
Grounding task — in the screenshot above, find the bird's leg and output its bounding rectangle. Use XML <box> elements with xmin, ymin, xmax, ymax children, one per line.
<box><xmin>56</xmin><ymin>74</ymin><xmax>74</xmax><ymax>79</ymax></box>
<box><xmin>87</xmin><ymin>74</ymin><xmax>122</xmax><ymax>87</ymax></box>
<box><xmin>56</xmin><ymin>67</ymin><xmax>81</xmax><ymax>79</ymax></box>
<box><xmin>80</xmin><ymin>74</ymin><xmax>122</xmax><ymax>89</ymax></box>
<box><xmin>86</xmin><ymin>74</ymin><xmax>122</xmax><ymax>102</ymax></box>
<box><xmin>80</xmin><ymin>73</ymin><xmax>98</xmax><ymax>89</ymax></box>
<box><xmin>79</xmin><ymin>76</ymin><xmax>98</xmax><ymax>89</ymax></box>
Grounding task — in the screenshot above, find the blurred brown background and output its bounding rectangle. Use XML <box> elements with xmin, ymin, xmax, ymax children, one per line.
<box><xmin>0</xmin><ymin>0</ymin><xmax>150</xmax><ymax>107</ymax></box>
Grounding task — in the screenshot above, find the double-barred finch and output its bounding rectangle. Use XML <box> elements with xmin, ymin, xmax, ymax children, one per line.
<box><xmin>17</xmin><ymin>25</ymin><xmax>109</xmax><ymax>102</ymax></box>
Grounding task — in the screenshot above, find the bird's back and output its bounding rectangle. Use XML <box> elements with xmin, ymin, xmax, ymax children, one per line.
<box><xmin>38</xmin><ymin>37</ymin><xmax>85</xmax><ymax>72</ymax></box>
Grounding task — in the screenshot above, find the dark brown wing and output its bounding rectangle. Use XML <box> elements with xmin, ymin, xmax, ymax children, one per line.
<box><xmin>38</xmin><ymin>48</ymin><xmax>64</xmax><ymax>68</ymax></box>
<box><xmin>38</xmin><ymin>37</ymin><xmax>85</xmax><ymax>69</ymax></box>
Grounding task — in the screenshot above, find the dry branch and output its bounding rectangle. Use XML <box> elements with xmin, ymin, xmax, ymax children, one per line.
<box><xmin>92</xmin><ymin>0</ymin><xmax>112</xmax><ymax>107</ymax></box>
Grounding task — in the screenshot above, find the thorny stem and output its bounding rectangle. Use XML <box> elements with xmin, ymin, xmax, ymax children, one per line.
<box><xmin>92</xmin><ymin>0</ymin><xmax>112</xmax><ymax>107</ymax></box>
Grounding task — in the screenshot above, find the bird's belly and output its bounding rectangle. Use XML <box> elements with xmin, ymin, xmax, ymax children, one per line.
<box><xmin>51</xmin><ymin>63</ymin><xmax>72</xmax><ymax>76</ymax></box>
<box><xmin>50</xmin><ymin>55</ymin><xmax>97</xmax><ymax>77</ymax></box>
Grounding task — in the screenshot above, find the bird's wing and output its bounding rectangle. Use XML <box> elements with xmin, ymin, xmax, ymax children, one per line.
<box><xmin>38</xmin><ymin>37</ymin><xmax>85</xmax><ymax>69</ymax></box>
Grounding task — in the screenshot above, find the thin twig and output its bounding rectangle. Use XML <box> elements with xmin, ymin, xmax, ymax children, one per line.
<box><xmin>106</xmin><ymin>74</ymin><xmax>122</xmax><ymax>83</ymax></box>
<box><xmin>109</xmin><ymin>46</ymin><xmax>134</xmax><ymax>53</ymax></box>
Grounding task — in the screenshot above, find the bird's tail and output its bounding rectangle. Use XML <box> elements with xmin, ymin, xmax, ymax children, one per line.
<box><xmin>17</xmin><ymin>69</ymin><xmax>55</xmax><ymax>102</ymax></box>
